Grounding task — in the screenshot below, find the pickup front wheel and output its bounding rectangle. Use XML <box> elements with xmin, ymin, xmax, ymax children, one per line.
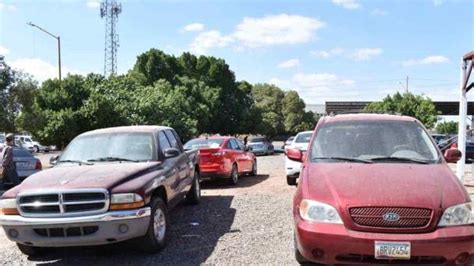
<box><xmin>136</xmin><ymin>197</ymin><xmax>168</xmax><ymax>253</ymax></box>
<box><xmin>186</xmin><ymin>170</ymin><xmax>201</xmax><ymax>205</ymax></box>
<box><xmin>17</xmin><ymin>243</ymin><xmax>49</xmax><ymax>257</ymax></box>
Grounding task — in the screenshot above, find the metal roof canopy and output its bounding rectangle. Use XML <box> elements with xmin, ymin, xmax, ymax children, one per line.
<box><xmin>325</xmin><ymin>101</ymin><xmax>474</xmax><ymax>116</ymax></box>
<box><xmin>456</xmin><ymin>51</ymin><xmax>474</xmax><ymax>182</ymax></box>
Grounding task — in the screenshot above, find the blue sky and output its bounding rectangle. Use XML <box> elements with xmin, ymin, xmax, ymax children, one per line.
<box><xmin>0</xmin><ymin>0</ymin><xmax>473</xmax><ymax>104</ymax></box>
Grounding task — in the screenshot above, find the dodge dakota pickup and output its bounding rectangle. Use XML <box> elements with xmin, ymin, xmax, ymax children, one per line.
<box><xmin>0</xmin><ymin>126</ymin><xmax>201</xmax><ymax>256</ymax></box>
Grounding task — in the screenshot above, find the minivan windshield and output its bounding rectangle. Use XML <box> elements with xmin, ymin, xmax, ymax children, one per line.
<box><xmin>310</xmin><ymin>121</ymin><xmax>439</xmax><ymax>164</ymax></box>
<box><xmin>60</xmin><ymin>132</ymin><xmax>154</xmax><ymax>163</ymax></box>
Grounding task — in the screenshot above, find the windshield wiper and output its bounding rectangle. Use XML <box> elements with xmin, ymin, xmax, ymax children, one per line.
<box><xmin>87</xmin><ymin>157</ymin><xmax>139</xmax><ymax>163</ymax></box>
<box><xmin>57</xmin><ymin>159</ymin><xmax>93</xmax><ymax>165</ymax></box>
<box><xmin>368</xmin><ymin>156</ymin><xmax>431</xmax><ymax>164</ymax></box>
<box><xmin>312</xmin><ymin>157</ymin><xmax>373</xmax><ymax>163</ymax></box>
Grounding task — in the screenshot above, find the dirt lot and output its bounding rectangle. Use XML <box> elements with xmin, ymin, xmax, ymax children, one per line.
<box><xmin>0</xmin><ymin>153</ymin><xmax>299</xmax><ymax>265</ymax></box>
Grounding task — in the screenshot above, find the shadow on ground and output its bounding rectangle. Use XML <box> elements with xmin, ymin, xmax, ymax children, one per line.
<box><xmin>26</xmin><ymin>195</ymin><xmax>236</xmax><ymax>265</ymax></box>
<box><xmin>201</xmin><ymin>174</ymin><xmax>269</xmax><ymax>189</ymax></box>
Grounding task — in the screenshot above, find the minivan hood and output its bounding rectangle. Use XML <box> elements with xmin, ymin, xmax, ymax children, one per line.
<box><xmin>305</xmin><ymin>163</ymin><xmax>469</xmax><ymax>212</ymax></box>
<box><xmin>3</xmin><ymin>162</ymin><xmax>160</xmax><ymax>198</ymax></box>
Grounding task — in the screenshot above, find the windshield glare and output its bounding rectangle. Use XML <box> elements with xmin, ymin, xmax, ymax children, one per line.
<box><xmin>310</xmin><ymin>121</ymin><xmax>439</xmax><ymax>163</ymax></box>
<box><xmin>60</xmin><ymin>132</ymin><xmax>154</xmax><ymax>162</ymax></box>
<box><xmin>295</xmin><ymin>132</ymin><xmax>312</xmax><ymax>143</ymax></box>
<box><xmin>184</xmin><ymin>138</ymin><xmax>223</xmax><ymax>149</ymax></box>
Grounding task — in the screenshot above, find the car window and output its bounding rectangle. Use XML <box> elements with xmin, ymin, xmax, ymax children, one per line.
<box><xmin>13</xmin><ymin>148</ymin><xmax>33</xmax><ymax>157</ymax></box>
<box><xmin>158</xmin><ymin>131</ymin><xmax>172</xmax><ymax>156</ymax></box>
<box><xmin>164</xmin><ymin>130</ymin><xmax>181</xmax><ymax>153</ymax></box>
<box><xmin>184</xmin><ymin>138</ymin><xmax>224</xmax><ymax>149</ymax></box>
<box><xmin>310</xmin><ymin>121</ymin><xmax>439</xmax><ymax>163</ymax></box>
<box><xmin>249</xmin><ymin>137</ymin><xmax>265</xmax><ymax>143</ymax></box>
<box><xmin>295</xmin><ymin>133</ymin><xmax>312</xmax><ymax>143</ymax></box>
<box><xmin>231</xmin><ymin>139</ymin><xmax>242</xmax><ymax>150</ymax></box>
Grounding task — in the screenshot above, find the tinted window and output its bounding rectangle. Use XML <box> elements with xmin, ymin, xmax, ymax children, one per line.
<box><xmin>230</xmin><ymin>139</ymin><xmax>242</xmax><ymax>150</ymax></box>
<box><xmin>13</xmin><ymin>148</ymin><xmax>33</xmax><ymax>157</ymax></box>
<box><xmin>159</xmin><ymin>132</ymin><xmax>172</xmax><ymax>155</ymax></box>
<box><xmin>184</xmin><ymin>138</ymin><xmax>224</xmax><ymax>149</ymax></box>
<box><xmin>249</xmin><ymin>137</ymin><xmax>265</xmax><ymax>143</ymax></box>
<box><xmin>310</xmin><ymin>121</ymin><xmax>439</xmax><ymax>163</ymax></box>
<box><xmin>165</xmin><ymin>130</ymin><xmax>181</xmax><ymax>152</ymax></box>
<box><xmin>295</xmin><ymin>132</ymin><xmax>312</xmax><ymax>143</ymax></box>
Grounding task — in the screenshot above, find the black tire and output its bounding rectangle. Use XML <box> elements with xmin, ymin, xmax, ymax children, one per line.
<box><xmin>136</xmin><ymin>197</ymin><xmax>168</xmax><ymax>254</ymax></box>
<box><xmin>17</xmin><ymin>243</ymin><xmax>49</xmax><ymax>257</ymax></box>
<box><xmin>287</xmin><ymin>175</ymin><xmax>297</xmax><ymax>186</ymax></box>
<box><xmin>251</xmin><ymin>160</ymin><xmax>257</xmax><ymax>176</ymax></box>
<box><xmin>185</xmin><ymin>170</ymin><xmax>201</xmax><ymax>205</ymax></box>
<box><xmin>228</xmin><ymin>164</ymin><xmax>238</xmax><ymax>185</ymax></box>
<box><xmin>34</xmin><ymin>146</ymin><xmax>40</xmax><ymax>153</ymax></box>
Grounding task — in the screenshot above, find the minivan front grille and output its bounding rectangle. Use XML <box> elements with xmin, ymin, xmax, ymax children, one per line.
<box><xmin>349</xmin><ymin>207</ymin><xmax>432</xmax><ymax>228</ymax></box>
<box><xmin>18</xmin><ymin>189</ymin><xmax>109</xmax><ymax>217</ymax></box>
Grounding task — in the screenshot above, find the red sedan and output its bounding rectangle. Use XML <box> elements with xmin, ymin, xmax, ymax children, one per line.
<box><xmin>184</xmin><ymin>136</ymin><xmax>257</xmax><ymax>185</ymax></box>
<box><xmin>289</xmin><ymin>114</ymin><xmax>473</xmax><ymax>265</ymax></box>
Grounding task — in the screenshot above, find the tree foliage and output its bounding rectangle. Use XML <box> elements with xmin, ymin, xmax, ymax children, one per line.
<box><xmin>436</xmin><ymin>121</ymin><xmax>458</xmax><ymax>134</ymax></box>
<box><xmin>5</xmin><ymin>49</ymin><xmax>316</xmax><ymax>146</ymax></box>
<box><xmin>364</xmin><ymin>92</ymin><xmax>438</xmax><ymax>128</ymax></box>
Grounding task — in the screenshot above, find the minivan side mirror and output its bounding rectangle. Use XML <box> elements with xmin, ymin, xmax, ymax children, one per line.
<box><xmin>287</xmin><ymin>148</ymin><xmax>303</xmax><ymax>162</ymax></box>
<box><xmin>50</xmin><ymin>155</ymin><xmax>59</xmax><ymax>166</ymax></box>
<box><xmin>444</xmin><ymin>148</ymin><xmax>462</xmax><ymax>163</ymax></box>
<box><xmin>164</xmin><ymin>148</ymin><xmax>180</xmax><ymax>158</ymax></box>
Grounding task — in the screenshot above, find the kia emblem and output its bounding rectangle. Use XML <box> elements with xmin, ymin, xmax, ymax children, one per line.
<box><xmin>383</xmin><ymin>212</ymin><xmax>400</xmax><ymax>222</ymax></box>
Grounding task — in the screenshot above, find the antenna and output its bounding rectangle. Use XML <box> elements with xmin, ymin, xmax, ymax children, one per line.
<box><xmin>100</xmin><ymin>0</ymin><xmax>122</xmax><ymax>77</ymax></box>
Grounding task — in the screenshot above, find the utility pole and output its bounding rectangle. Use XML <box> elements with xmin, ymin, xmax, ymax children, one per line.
<box><xmin>27</xmin><ymin>22</ymin><xmax>62</xmax><ymax>87</ymax></box>
<box><xmin>406</xmin><ymin>75</ymin><xmax>409</xmax><ymax>93</ymax></box>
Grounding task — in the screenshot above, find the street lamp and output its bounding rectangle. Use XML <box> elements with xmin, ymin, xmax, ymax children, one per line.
<box><xmin>27</xmin><ymin>22</ymin><xmax>62</xmax><ymax>86</ymax></box>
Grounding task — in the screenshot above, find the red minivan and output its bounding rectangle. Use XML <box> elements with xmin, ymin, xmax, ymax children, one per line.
<box><xmin>289</xmin><ymin>114</ymin><xmax>473</xmax><ymax>265</ymax></box>
<box><xmin>184</xmin><ymin>136</ymin><xmax>257</xmax><ymax>185</ymax></box>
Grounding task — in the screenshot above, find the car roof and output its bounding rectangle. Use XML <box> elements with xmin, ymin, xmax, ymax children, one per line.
<box><xmin>79</xmin><ymin>125</ymin><xmax>173</xmax><ymax>137</ymax></box>
<box><xmin>321</xmin><ymin>113</ymin><xmax>417</xmax><ymax>124</ymax></box>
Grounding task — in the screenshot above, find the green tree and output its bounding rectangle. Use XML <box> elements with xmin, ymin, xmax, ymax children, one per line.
<box><xmin>281</xmin><ymin>90</ymin><xmax>315</xmax><ymax>133</ymax></box>
<box><xmin>252</xmin><ymin>84</ymin><xmax>285</xmax><ymax>137</ymax></box>
<box><xmin>364</xmin><ymin>92</ymin><xmax>438</xmax><ymax>128</ymax></box>
<box><xmin>436</xmin><ymin>121</ymin><xmax>458</xmax><ymax>134</ymax></box>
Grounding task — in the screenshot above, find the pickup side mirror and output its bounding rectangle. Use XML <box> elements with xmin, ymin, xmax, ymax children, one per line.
<box><xmin>287</xmin><ymin>148</ymin><xmax>303</xmax><ymax>162</ymax></box>
<box><xmin>49</xmin><ymin>155</ymin><xmax>59</xmax><ymax>166</ymax></box>
<box><xmin>444</xmin><ymin>148</ymin><xmax>462</xmax><ymax>163</ymax></box>
<box><xmin>163</xmin><ymin>148</ymin><xmax>180</xmax><ymax>159</ymax></box>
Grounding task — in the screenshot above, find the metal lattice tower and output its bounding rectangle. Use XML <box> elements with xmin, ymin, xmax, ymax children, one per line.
<box><xmin>100</xmin><ymin>0</ymin><xmax>122</xmax><ymax>76</ymax></box>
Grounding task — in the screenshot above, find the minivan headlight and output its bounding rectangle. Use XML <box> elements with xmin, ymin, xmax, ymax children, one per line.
<box><xmin>299</xmin><ymin>199</ymin><xmax>343</xmax><ymax>224</ymax></box>
<box><xmin>438</xmin><ymin>202</ymin><xmax>473</xmax><ymax>226</ymax></box>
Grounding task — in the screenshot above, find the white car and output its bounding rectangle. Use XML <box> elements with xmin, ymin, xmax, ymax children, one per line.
<box><xmin>16</xmin><ymin>135</ymin><xmax>48</xmax><ymax>153</ymax></box>
<box><xmin>285</xmin><ymin>131</ymin><xmax>313</xmax><ymax>185</ymax></box>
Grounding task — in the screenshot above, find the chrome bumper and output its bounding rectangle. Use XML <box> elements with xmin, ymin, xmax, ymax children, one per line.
<box><xmin>0</xmin><ymin>207</ymin><xmax>151</xmax><ymax>226</ymax></box>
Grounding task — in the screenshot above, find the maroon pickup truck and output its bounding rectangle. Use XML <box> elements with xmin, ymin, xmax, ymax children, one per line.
<box><xmin>0</xmin><ymin>126</ymin><xmax>201</xmax><ymax>256</ymax></box>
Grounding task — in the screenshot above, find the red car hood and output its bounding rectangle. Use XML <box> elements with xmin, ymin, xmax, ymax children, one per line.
<box><xmin>3</xmin><ymin>162</ymin><xmax>160</xmax><ymax>198</ymax></box>
<box><xmin>304</xmin><ymin>163</ymin><xmax>469</xmax><ymax>228</ymax></box>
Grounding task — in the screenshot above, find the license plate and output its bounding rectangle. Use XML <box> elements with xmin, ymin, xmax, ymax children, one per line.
<box><xmin>375</xmin><ymin>241</ymin><xmax>411</xmax><ymax>260</ymax></box>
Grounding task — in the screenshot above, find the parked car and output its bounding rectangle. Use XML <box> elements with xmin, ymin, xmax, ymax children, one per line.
<box><xmin>14</xmin><ymin>139</ymin><xmax>35</xmax><ymax>153</ymax></box>
<box><xmin>431</xmin><ymin>133</ymin><xmax>447</xmax><ymax>144</ymax></box>
<box><xmin>247</xmin><ymin>137</ymin><xmax>274</xmax><ymax>155</ymax></box>
<box><xmin>184</xmin><ymin>136</ymin><xmax>257</xmax><ymax>185</ymax></box>
<box><xmin>282</xmin><ymin>136</ymin><xmax>295</xmax><ymax>151</ymax></box>
<box><xmin>0</xmin><ymin>125</ymin><xmax>201</xmax><ymax>256</ymax></box>
<box><xmin>285</xmin><ymin>131</ymin><xmax>312</xmax><ymax>185</ymax></box>
<box><xmin>0</xmin><ymin>147</ymin><xmax>42</xmax><ymax>186</ymax></box>
<box><xmin>438</xmin><ymin>135</ymin><xmax>474</xmax><ymax>163</ymax></box>
<box><xmin>15</xmin><ymin>135</ymin><xmax>49</xmax><ymax>153</ymax></box>
<box><xmin>288</xmin><ymin>114</ymin><xmax>473</xmax><ymax>265</ymax></box>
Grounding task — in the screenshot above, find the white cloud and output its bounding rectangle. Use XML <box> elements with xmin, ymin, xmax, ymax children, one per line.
<box><xmin>402</xmin><ymin>55</ymin><xmax>449</xmax><ymax>66</ymax></box>
<box><xmin>86</xmin><ymin>0</ymin><xmax>100</xmax><ymax>9</ymax></box>
<box><xmin>351</xmin><ymin>48</ymin><xmax>383</xmax><ymax>61</ymax></box>
<box><xmin>188</xmin><ymin>14</ymin><xmax>325</xmax><ymax>54</ymax></box>
<box><xmin>277</xmin><ymin>58</ymin><xmax>300</xmax><ymax>68</ymax></box>
<box><xmin>310</xmin><ymin>48</ymin><xmax>344</xmax><ymax>58</ymax></box>
<box><xmin>189</xmin><ymin>30</ymin><xmax>234</xmax><ymax>54</ymax></box>
<box><xmin>268</xmin><ymin>77</ymin><xmax>291</xmax><ymax>88</ymax></box>
<box><xmin>371</xmin><ymin>8</ymin><xmax>388</xmax><ymax>16</ymax></box>
<box><xmin>233</xmin><ymin>14</ymin><xmax>325</xmax><ymax>48</ymax></box>
<box><xmin>181</xmin><ymin>23</ymin><xmax>205</xmax><ymax>32</ymax></box>
<box><xmin>332</xmin><ymin>0</ymin><xmax>361</xmax><ymax>10</ymax></box>
<box><xmin>0</xmin><ymin>2</ymin><xmax>17</xmax><ymax>12</ymax></box>
<box><xmin>0</xmin><ymin>46</ymin><xmax>10</xmax><ymax>55</ymax></box>
<box><xmin>9</xmin><ymin>58</ymin><xmax>84</xmax><ymax>82</ymax></box>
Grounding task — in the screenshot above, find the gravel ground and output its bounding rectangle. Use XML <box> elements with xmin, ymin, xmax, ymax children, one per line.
<box><xmin>0</xmin><ymin>153</ymin><xmax>298</xmax><ymax>265</ymax></box>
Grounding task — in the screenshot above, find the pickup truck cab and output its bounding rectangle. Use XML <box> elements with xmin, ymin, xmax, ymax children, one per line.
<box><xmin>289</xmin><ymin>114</ymin><xmax>473</xmax><ymax>265</ymax></box>
<box><xmin>0</xmin><ymin>126</ymin><xmax>201</xmax><ymax>255</ymax></box>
